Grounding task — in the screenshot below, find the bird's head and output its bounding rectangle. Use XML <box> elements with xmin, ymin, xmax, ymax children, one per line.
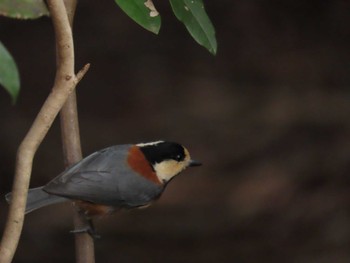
<box><xmin>137</xmin><ymin>141</ymin><xmax>201</xmax><ymax>183</ymax></box>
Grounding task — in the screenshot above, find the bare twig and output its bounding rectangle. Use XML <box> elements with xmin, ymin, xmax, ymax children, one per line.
<box><xmin>0</xmin><ymin>0</ymin><xmax>89</xmax><ymax>262</ymax></box>
<box><xmin>60</xmin><ymin>1</ymin><xmax>96</xmax><ymax>262</ymax></box>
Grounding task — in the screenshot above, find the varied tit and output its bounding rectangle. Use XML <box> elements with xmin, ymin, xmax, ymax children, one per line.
<box><xmin>6</xmin><ymin>141</ymin><xmax>201</xmax><ymax>218</ymax></box>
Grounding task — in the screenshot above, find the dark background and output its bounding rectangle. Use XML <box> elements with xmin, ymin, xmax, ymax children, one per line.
<box><xmin>1</xmin><ymin>1</ymin><xmax>350</xmax><ymax>262</ymax></box>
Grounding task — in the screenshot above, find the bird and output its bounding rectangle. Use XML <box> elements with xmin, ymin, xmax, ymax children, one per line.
<box><xmin>6</xmin><ymin>141</ymin><xmax>201</xmax><ymax>226</ymax></box>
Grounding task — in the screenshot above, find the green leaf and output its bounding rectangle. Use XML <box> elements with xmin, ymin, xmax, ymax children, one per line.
<box><xmin>170</xmin><ymin>0</ymin><xmax>217</xmax><ymax>55</ymax></box>
<box><xmin>0</xmin><ymin>41</ymin><xmax>20</xmax><ymax>103</ymax></box>
<box><xmin>114</xmin><ymin>0</ymin><xmax>161</xmax><ymax>34</ymax></box>
<box><xmin>0</xmin><ymin>0</ymin><xmax>49</xmax><ymax>19</ymax></box>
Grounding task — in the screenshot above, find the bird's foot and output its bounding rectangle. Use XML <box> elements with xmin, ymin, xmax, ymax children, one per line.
<box><xmin>70</xmin><ymin>227</ymin><xmax>101</xmax><ymax>239</ymax></box>
<box><xmin>70</xmin><ymin>219</ymin><xmax>101</xmax><ymax>239</ymax></box>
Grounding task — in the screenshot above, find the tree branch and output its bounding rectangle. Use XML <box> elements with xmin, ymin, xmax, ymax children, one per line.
<box><xmin>59</xmin><ymin>1</ymin><xmax>96</xmax><ymax>263</ymax></box>
<box><xmin>0</xmin><ymin>0</ymin><xmax>89</xmax><ymax>262</ymax></box>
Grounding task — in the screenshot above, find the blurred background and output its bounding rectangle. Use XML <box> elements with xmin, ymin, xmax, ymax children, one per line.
<box><xmin>1</xmin><ymin>0</ymin><xmax>350</xmax><ymax>262</ymax></box>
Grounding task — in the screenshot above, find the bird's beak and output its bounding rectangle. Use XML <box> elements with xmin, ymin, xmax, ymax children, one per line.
<box><xmin>189</xmin><ymin>160</ymin><xmax>202</xmax><ymax>167</ymax></box>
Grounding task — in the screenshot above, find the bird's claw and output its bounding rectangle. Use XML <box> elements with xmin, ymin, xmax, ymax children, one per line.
<box><xmin>70</xmin><ymin>227</ymin><xmax>101</xmax><ymax>239</ymax></box>
<box><xmin>70</xmin><ymin>219</ymin><xmax>101</xmax><ymax>239</ymax></box>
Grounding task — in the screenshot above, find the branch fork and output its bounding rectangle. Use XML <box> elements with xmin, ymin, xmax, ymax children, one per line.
<box><xmin>0</xmin><ymin>1</ymin><xmax>92</xmax><ymax>262</ymax></box>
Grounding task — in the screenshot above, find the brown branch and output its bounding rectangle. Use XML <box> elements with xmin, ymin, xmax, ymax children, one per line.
<box><xmin>59</xmin><ymin>1</ymin><xmax>96</xmax><ymax>263</ymax></box>
<box><xmin>0</xmin><ymin>0</ymin><xmax>89</xmax><ymax>262</ymax></box>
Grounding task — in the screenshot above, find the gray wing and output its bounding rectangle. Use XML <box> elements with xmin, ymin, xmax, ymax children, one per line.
<box><xmin>43</xmin><ymin>145</ymin><xmax>163</xmax><ymax>208</ymax></box>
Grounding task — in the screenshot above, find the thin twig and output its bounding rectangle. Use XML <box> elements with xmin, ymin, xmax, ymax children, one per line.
<box><xmin>0</xmin><ymin>0</ymin><xmax>89</xmax><ymax>262</ymax></box>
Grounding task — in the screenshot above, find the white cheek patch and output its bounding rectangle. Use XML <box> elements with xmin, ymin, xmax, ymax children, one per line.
<box><xmin>153</xmin><ymin>160</ymin><xmax>189</xmax><ymax>183</ymax></box>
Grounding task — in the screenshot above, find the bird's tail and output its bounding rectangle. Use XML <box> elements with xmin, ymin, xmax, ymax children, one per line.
<box><xmin>5</xmin><ymin>186</ymin><xmax>68</xmax><ymax>214</ymax></box>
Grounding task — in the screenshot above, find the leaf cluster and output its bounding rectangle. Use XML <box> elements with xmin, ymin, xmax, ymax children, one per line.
<box><xmin>0</xmin><ymin>0</ymin><xmax>217</xmax><ymax>102</ymax></box>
